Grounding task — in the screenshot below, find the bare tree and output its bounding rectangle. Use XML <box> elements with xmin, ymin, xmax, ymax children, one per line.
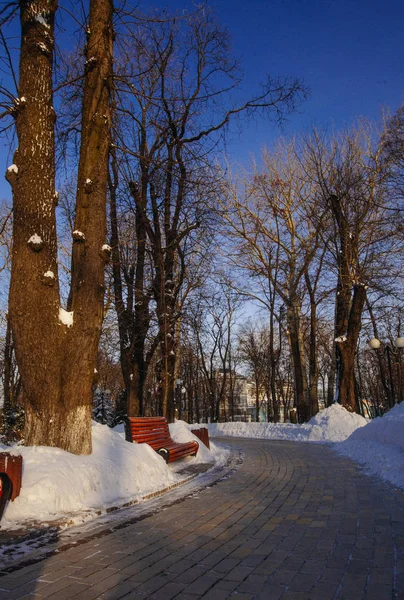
<box><xmin>304</xmin><ymin>125</ymin><xmax>399</xmax><ymax>412</ymax></box>
<box><xmin>238</xmin><ymin>320</ymin><xmax>269</xmax><ymax>422</ymax></box>
<box><xmin>109</xmin><ymin>7</ymin><xmax>305</xmax><ymax>421</ymax></box>
<box><xmin>223</xmin><ymin>141</ymin><xmax>324</xmax><ymax>421</ymax></box>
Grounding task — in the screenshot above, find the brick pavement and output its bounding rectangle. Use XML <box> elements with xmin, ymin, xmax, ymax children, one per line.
<box><xmin>0</xmin><ymin>438</ymin><xmax>403</xmax><ymax>599</ymax></box>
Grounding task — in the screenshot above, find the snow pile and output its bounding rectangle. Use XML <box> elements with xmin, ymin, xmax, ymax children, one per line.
<box><xmin>207</xmin><ymin>403</ymin><xmax>367</xmax><ymax>443</ymax></box>
<box><xmin>307</xmin><ymin>403</ymin><xmax>367</xmax><ymax>441</ymax></box>
<box><xmin>0</xmin><ymin>420</ymin><xmax>225</xmax><ymax>530</ymax></box>
<box><xmin>342</xmin><ymin>402</ymin><xmax>404</xmax><ymax>449</ymax></box>
<box><xmin>335</xmin><ymin>402</ymin><xmax>404</xmax><ymax>489</ymax></box>
<box><xmin>170</xmin><ymin>421</ymin><xmax>228</xmax><ymax>468</ymax></box>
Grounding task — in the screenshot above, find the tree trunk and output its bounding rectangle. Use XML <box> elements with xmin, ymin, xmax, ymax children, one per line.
<box><xmin>255</xmin><ymin>375</ymin><xmax>260</xmax><ymax>422</ymax></box>
<box><xmin>8</xmin><ymin>0</ymin><xmax>113</xmax><ymax>454</ymax></box>
<box><xmin>3</xmin><ymin>314</ymin><xmax>13</xmax><ymax>416</ymax></box>
<box><xmin>335</xmin><ymin>285</ymin><xmax>367</xmax><ymax>412</ymax></box>
<box><xmin>329</xmin><ymin>195</ymin><xmax>367</xmax><ymax>414</ymax></box>
<box><xmin>287</xmin><ymin>302</ymin><xmax>310</xmax><ymax>422</ymax></box>
<box><xmin>367</xmin><ymin>299</ymin><xmax>393</xmax><ymax>408</ymax></box>
<box><xmin>305</xmin><ymin>272</ymin><xmax>319</xmax><ymax>416</ymax></box>
<box><xmin>308</xmin><ymin>296</ymin><xmax>319</xmax><ymax>416</ymax></box>
<box><xmin>327</xmin><ymin>353</ymin><xmax>336</xmax><ymax>407</ymax></box>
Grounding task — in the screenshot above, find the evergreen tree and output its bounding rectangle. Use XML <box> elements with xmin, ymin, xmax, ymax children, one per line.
<box><xmin>92</xmin><ymin>388</ymin><xmax>115</xmax><ymax>427</ymax></box>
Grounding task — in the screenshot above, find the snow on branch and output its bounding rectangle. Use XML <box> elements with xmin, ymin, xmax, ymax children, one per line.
<box><xmin>59</xmin><ymin>308</ymin><xmax>74</xmax><ymax>328</ymax></box>
<box><xmin>27</xmin><ymin>233</ymin><xmax>44</xmax><ymax>252</ymax></box>
<box><xmin>73</xmin><ymin>230</ymin><xmax>86</xmax><ymax>243</ymax></box>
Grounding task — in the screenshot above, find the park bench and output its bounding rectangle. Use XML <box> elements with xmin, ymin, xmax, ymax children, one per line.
<box><xmin>125</xmin><ymin>416</ymin><xmax>199</xmax><ymax>463</ymax></box>
<box><xmin>190</xmin><ymin>427</ymin><xmax>210</xmax><ymax>449</ymax></box>
<box><xmin>0</xmin><ymin>453</ymin><xmax>23</xmax><ymax>521</ymax></box>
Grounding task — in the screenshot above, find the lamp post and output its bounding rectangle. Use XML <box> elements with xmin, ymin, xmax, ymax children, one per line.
<box><xmin>368</xmin><ymin>337</ymin><xmax>404</xmax><ymax>407</ymax></box>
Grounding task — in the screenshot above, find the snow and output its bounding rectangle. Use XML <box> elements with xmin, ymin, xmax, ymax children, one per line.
<box><xmin>7</xmin><ymin>164</ymin><xmax>18</xmax><ymax>174</ymax></box>
<box><xmin>34</xmin><ymin>15</ymin><xmax>50</xmax><ymax>28</ymax></box>
<box><xmin>37</xmin><ymin>42</ymin><xmax>49</xmax><ymax>53</ymax></box>
<box><xmin>28</xmin><ymin>233</ymin><xmax>42</xmax><ymax>245</ymax></box>
<box><xmin>335</xmin><ymin>335</ymin><xmax>347</xmax><ymax>343</ymax></box>
<box><xmin>43</xmin><ymin>271</ymin><xmax>54</xmax><ymax>279</ymax></box>
<box><xmin>208</xmin><ymin>403</ymin><xmax>367</xmax><ymax>443</ymax></box>
<box><xmin>334</xmin><ymin>402</ymin><xmax>404</xmax><ymax>489</ymax></box>
<box><xmin>208</xmin><ymin>404</ymin><xmax>404</xmax><ymax>491</ymax></box>
<box><xmin>1</xmin><ymin>404</ymin><xmax>404</xmax><ymax>531</ymax></box>
<box><xmin>0</xmin><ymin>421</ymin><xmax>227</xmax><ymax>529</ymax></box>
<box><xmin>102</xmin><ymin>244</ymin><xmax>111</xmax><ymax>252</ymax></box>
<box><xmin>59</xmin><ymin>307</ymin><xmax>74</xmax><ymax>327</ymax></box>
<box><xmin>72</xmin><ymin>230</ymin><xmax>85</xmax><ymax>239</ymax></box>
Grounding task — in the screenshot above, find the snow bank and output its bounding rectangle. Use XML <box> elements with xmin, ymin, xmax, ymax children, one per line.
<box><xmin>207</xmin><ymin>403</ymin><xmax>404</xmax><ymax>491</ymax></box>
<box><xmin>341</xmin><ymin>401</ymin><xmax>404</xmax><ymax>450</ymax></box>
<box><xmin>207</xmin><ymin>404</ymin><xmax>367</xmax><ymax>443</ymax></box>
<box><xmin>335</xmin><ymin>402</ymin><xmax>404</xmax><ymax>489</ymax></box>
<box><xmin>1</xmin><ymin>422</ymin><xmax>176</xmax><ymax>527</ymax></box>
<box><xmin>0</xmin><ymin>420</ymin><xmax>226</xmax><ymax>529</ymax></box>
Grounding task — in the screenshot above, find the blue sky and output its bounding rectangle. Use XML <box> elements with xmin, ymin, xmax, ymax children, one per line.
<box><xmin>148</xmin><ymin>0</ymin><xmax>404</xmax><ymax>164</ymax></box>
<box><xmin>0</xmin><ymin>0</ymin><xmax>403</xmax><ymax>198</ymax></box>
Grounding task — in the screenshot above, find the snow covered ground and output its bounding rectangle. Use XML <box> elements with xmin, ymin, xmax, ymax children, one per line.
<box><xmin>0</xmin><ymin>403</ymin><xmax>403</xmax><ymax>530</ymax></box>
<box><xmin>0</xmin><ymin>422</ymin><xmax>229</xmax><ymax>531</ymax></box>
<box><xmin>208</xmin><ymin>403</ymin><xmax>404</xmax><ymax>492</ymax></box>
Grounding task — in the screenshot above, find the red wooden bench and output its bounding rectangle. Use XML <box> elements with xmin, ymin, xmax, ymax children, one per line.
<box><xmin>190</xmin><ymin>427</ymin><xmax>210</xmax><ymax>449</ymax></box>
<box><xmin>125</xmin><ymin>417</ymin><xmax>199</xmax><ymax>463</ymax></box>
<box><xmin>0</xmin><ymin>453</ymin><xmax>23</xmax><ymax>521</ymax></box>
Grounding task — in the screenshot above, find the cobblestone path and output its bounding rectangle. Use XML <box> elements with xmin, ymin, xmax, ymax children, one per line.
<box><xmin>1</xmin><ymin>438</ymin><xmax>403</xmax><ymax>600</ymax></box>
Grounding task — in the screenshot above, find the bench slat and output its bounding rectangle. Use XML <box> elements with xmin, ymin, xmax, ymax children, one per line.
<box><xmin>125</xmin><ymin>417</ymin><xmax>198</xmax><ymax>463</ymax></box>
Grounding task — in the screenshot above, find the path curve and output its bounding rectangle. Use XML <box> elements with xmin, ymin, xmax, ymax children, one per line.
<box><xmin>0</xmin><ymin>438</ymin><xmax>403</xmax><ymax>600</ymax></box>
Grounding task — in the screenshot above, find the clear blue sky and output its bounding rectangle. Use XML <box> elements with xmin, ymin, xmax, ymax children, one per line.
<box><xmin>150</xmin><ymin>0</ymin><xmax>404</xmax><ymax>163</ymax></box>
<box><xmin>0</xmin><ymin>0</ymin><xmax>403</xmax><ymax>197</ymax></box>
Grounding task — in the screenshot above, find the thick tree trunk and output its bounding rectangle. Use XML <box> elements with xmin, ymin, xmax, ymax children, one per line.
<box><xmin>330</xmin><ymin>195</ymin><xmax>367</xmax><ymax>414</ymax></box>
<box><xmin>335</xmin><ymin>285</ymin><xmax>367</xmax><ymax>412</ymax></box>
<box><xmin>8</xmin><ymin>0</ymin><xmax>113</xmax><ymax>454</ymax></box>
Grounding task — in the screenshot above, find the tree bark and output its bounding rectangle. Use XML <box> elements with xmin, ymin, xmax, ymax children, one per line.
<box><xmin>366</xmin><ymin>299</ymin><xmax>393</xmax><ymax>408</ymax></box>
<box><xmin>305</xmin><ymin>273</ymin><xmax>319</xmax><ymax>416</ymax></box>
<box><xmin>8</xmin><ymin>0</ymin><xmax>113</xmax><ymax>454</ymax></box>
<box><xmin>286</xmin><ymin>302</ymin><xmax>311</xmax><ymax>422</ymax></box>
<box><xmin>335</xmin><ymin>285</ymin><xmax>367</xmax><ymax>412</ymax></box>
<box><xmin>329</xmin><ymin>194</ymin><xmax>367</xmax><ymax>413</ymax></box>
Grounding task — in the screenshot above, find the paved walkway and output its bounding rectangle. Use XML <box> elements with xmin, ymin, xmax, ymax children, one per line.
<box><xmin>0</xmin><ymin>438</ymin><xmax>403</xmax><ymax>600</ymax></box>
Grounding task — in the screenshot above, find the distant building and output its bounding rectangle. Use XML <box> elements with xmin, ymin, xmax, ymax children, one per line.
<box><xmin>216</xmin><ymin>371</ymin><xmax>268</xmax><ymax>422</ymax></box>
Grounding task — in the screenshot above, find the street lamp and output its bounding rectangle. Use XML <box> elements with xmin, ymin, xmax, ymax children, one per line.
<box><xmin>368</xmin><ymin>337</ymin><xmax>404</xmax><ymax>407</ymax></box>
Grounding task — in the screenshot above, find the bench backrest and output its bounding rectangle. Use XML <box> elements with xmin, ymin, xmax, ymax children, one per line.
<box><xmin>126</xmin><ymin>417</ymin><xmax>171</xmax><ymax>447</ymax></box>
